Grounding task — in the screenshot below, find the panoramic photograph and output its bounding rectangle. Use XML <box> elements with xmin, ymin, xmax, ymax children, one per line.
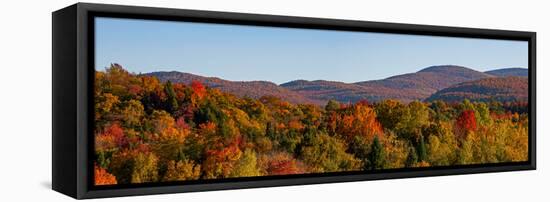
<box><xmin>93</xmin><ymin>17</ymin><xmax>529</xmax><ymax>186</ymax></box>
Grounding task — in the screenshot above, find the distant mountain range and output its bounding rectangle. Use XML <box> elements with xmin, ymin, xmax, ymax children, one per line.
<box><xmin>146</xmin><ymin>71</ymin><xmax>325</xmax><ymax>105</ymax></box>
<box><xmin>426</xmin><ymin>76</ymin><xmax>528</xmax><ymax>102</ymax></box>
<box><xmin>145</xmin><ymin>65</ymin><xmax>528</xmax><ymax>105</ymax></box>
<box><xmin>282</xmin><ymin>65</ymin><xmax>494</xmax><ymax>103</ymax></box>
<box><xmin>485</xmin><ymin>68</ymin><xmax>528</xmax><ymax>77</ymax></box>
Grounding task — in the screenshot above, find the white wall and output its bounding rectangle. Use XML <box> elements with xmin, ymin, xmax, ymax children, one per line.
<box><xmin>0</xmin><ymin>0</ymin><xmax>547</xmax><ymax>201</ymax></box>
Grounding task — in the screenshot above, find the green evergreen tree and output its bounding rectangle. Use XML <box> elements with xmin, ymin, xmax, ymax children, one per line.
<box><xmin>405</xmin><ymin>146</ymin><xmax>418</xmax><ymax>167</ymax></box>
<box><xmin>368</xmin><ymin>136</ymin><xmax>386</xmax><ymax>170</ymax></box>
<box><xmin>417</xmin><ymin>136</ymin><xmax>427</xmax><ymax>162</ymax></box>
<box><xmin>164</xmin><ymin>80</ymin><xmax>179</xmax><ymax>114</ymax></box>
<box><xmin>349</xmin><ymin>136</ymin><xmax>370</xmax><ymax>168</ymax></box>
<box><xmin>266</xmin><ymin>121</ymin><xmax>276</xmax><ymax>139</ymax></box>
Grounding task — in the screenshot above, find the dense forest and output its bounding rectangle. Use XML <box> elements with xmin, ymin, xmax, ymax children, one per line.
<box><xmin>94</xmin><ymin>64</ymin><xmax>528</xmax><ymax>185</ymax></box>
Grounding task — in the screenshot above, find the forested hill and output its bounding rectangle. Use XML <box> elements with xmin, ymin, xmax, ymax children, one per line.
<box><xmin>286</xmin><ymin>65</ymin><xmax>493</xmax><ymax>103</ymax></box>
<box><xmin>485</xmin><ymin>68</ymin><xmax>528</xmax><ymax>77</ymax></box>
<box><xmin>147</xmin><ymin>65</ymin><xmax>525</xmax><ymax>104</ymax></box>
<box><xmin>425</xmin><ymin>76</ymin><xmax>528</xmax><ymax>103</ymax></box>
<box><xmin>145</xmin><ymin>71</ymin><xmax>325</xmax><ymax>105</ymax></box>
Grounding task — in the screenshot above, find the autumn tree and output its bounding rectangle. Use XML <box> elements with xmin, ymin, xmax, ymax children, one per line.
<box><xmin>299</xmin><ymin>131</ymin><xmax>361</xmax><ymax>172</ymax></box>
<box><xmin>457</xmin><ymin>136</ymin><xmax>475</xmax><ymax>164</ymax></box>
<box><xmin>426</xmin><ymin>128</ymin><xmax>458</xmax><ymax>166</ymax></box>
<box><xmin>95</xmin><ymin>93</ymin><xmax>120</xmax><ymax>128</ymax></box>
<box><xmin>262</xmin><ymin>152</ymin><xmax>304</xmax><ymax>175</ymax></box>
<box><xmin>94</xmin><ymin>164</ymin><xmax>117</xmax><ymax>185</ymax></box>
<box><xmin>131</xmin><ymin>152</ymin><xmax>160</xmax><ymax>183</ymax></box>
<box><xmin>239</xmin><ymin>97</ymin><xmax>268</xmax><ymax>121</ymax></box>
<box><xmin>149</xmin><ymin>110</ymin><xmax>188</xmax><ymax>144</ymax></box>
<box><xmin>336</xmin><ymin>103</ymin><xmax>383</xmax><ymax>142</ymax></box>
<box><xmin>325</xmin><ymin>99</ymin><xmax>340</xmax><ymax>112</ymax></box>
<box><xmin>229</xmin><ymin>149</ymin><xmax>261</xmax><ymax>177</ymax></box>
<box><xmin>397</xmin><ymin>101</ymin><xmax>431</xmax><ymax>141</ymax></box>
<box><xmin>381</xmin><ymin>132</ymin><xmax>408</xmax><ymax>169</ymax></box>
<box><xmin>162</xmin><ymin>160</ymin><xmax>201</xmax><ymax>182</ymax></box>
<box><xmin>375</xmin><ymin>99</ymin><xmax>406</xmax><ymax>131</ymax></box>
<box><xmin>202</xmin><ymin>137</ymin><xmax>243</xmax><ymax>179</ymax></box>
<box><xmin>429</xmin><ymin>100</ymin><xmax>452</xmax><ymax>122</ymax></box>
<box><xmin>121</xmin><ymin>99</ymin><xmax>144</xmax><ymax>129</ymax></box>
<box><xmin>475</xmin><ymin>102</ymin><xmax>492</xmax><ymax>126</ymax></box>
<box><xmin>456</xmin><ymin>110</ymin><xmax>477</xmax><ymax>139</ymax></box>
<box><xmin>97</xmin><ymin>123</ymin><xmax>127</xmax><ymax>148</ymax></box>
<box><xmin>109</xmin><ymin>150</ymin><xmax>159</xmax><ymax>184</ymax></box>
<box><xmin>191</xmin><ymin>80</ymin><xmax>206</xmax><ymax>99</ymax></box>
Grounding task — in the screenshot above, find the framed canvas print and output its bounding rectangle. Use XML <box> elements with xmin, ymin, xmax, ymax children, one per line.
<box><xmin>52</xmin><ymin>3</ymin><xmax>536</xmax><ymax>199</ymax></box>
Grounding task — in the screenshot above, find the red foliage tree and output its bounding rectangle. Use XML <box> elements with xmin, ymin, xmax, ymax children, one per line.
<box><xmin>202</xmin><ymin>136</ymin><xmax>243</xmax><ymax>178</ymax></box>
<box><xmin>266</xmin><ymin>153</ymin><xmax>304</xmax><ymax>175</ymax></box>
<box><xmin>104</xmin><ymin>123</ymin><xmax>128</xmax><ymax>147</ymax></box>
<box><xmin>456</xmin><ymin>110</ymin><xmax>477</xmax><ymax>138</ymax></box>
<box><xmin>191</xmin><ymin>80</ymin><xmax>206</xmax><ymax>99</ymax></box>
<box><xmin>128</xmin><ymin>84</ymin><xmax>143</xmax><ymax>97</ymax></box>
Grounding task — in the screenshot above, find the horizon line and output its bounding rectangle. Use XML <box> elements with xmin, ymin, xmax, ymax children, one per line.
<box><xmin>97</xmin><ymin>63</ymin><xmax>527</xmax><ymax>85</ymax></box>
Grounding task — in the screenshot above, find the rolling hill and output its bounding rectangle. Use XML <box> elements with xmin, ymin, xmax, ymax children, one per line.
<box><xmin>280</xmin><ymin>80</ymin><xmax>379</xmax><ymax>104</ymax></box>
<box><xmin>147</xmin><ymin>65</ymin><xmax>525</xmax><ymax>105</ymax></box>
<box><xmin>144</xmin><ymin>71</ymin><xmax>326</xmax><ymax>105</ymax></box>
<box><xmin>485</xmin><ymin>68</ymin><xmax>528</xmax><ymax>77</ymax></box>
<box><xmin>425</xmin><ymin>76</ymin><xmax>528</xmax><ymax>103</ymax></box>
<box><xmin>283</xmin><ymin>65</ymin><xmax>494</xmax><ymax>103</ymax></box>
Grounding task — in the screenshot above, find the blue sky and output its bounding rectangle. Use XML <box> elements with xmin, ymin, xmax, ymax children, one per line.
<box><xmin>95</xmin><ymin>17</ymin><xmax>528</xmax><ymax>84</ymax></box>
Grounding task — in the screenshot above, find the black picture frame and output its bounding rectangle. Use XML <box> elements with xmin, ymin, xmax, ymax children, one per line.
<box><xmin>52</xmin><ymin>2</ymin><xmax>536</xmax><ymax>199</ymax></box>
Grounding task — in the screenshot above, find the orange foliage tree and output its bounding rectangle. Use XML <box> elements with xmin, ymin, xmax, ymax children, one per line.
<box><xmin>94</xmin><ymin>165</ymin><xmax>117</xmax><ymax>185</ymax></box>
<box><xmin>336</xmin><ymin>102</ymin><xmax>383</xmax><ymax>142</ymax></box>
